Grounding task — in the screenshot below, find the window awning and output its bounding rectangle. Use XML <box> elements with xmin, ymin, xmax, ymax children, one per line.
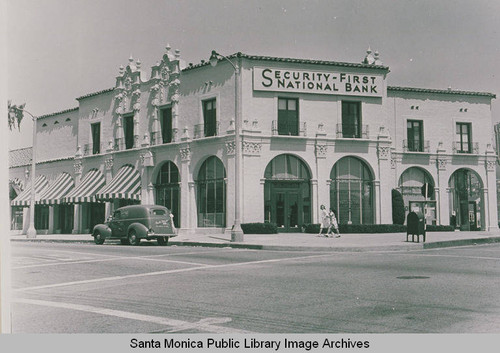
<box><xmin>11</xmin><ymin>175</ymin><xmax>49</xmax><ymax>207</ymax></box>
<box><xmin>62</xmin><ymin>169</ymin><xmax>105</xmax><ymax>203</ymax></box>
<box><xmin>36</xmin><ymin>173</ymin><xmax>74</xmax><ymax>205</ymax></box>
<box><xmin>95</xmin><ymin>164</ymin><xmax>141</xmax><ymax>201</ymax></box>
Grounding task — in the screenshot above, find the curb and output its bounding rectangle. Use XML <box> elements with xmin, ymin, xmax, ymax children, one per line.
<box><xmin>10</xmin><ymin>236</ymin><xmax>500</xmax><ymax>252</ymax></box>
<box><xmin>423</xmin><ymin>236</ymin><xmax>500</xmax><ymax>249</ymax></box>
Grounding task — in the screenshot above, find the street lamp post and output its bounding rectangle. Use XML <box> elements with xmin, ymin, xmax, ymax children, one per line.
<box><xmin>209</xmin><ymin>50</ymin><xmax>244</xmax><ymax>242</ymax></box>
<box><xmin>26</xmin><ymin>110</ymin><xmax>37</xmax><ymax>238</ymax></box>
<box><xmin>11</xmin><ymin>107</ymin><xmax>38</xmax><ymax>238</ymax></box>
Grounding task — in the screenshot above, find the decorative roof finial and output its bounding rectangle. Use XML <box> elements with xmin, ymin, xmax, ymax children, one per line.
<box><xmin>166</xmin><ymin>44</ymin><xmax>171</xmax><ymax>53</ymax></box>
<box><xmin>136</xmin><ymin>59</ymin><xmax>141</xmax><ymax>69</ymax></box>
<box><xmin>129</xmin><ymin>55</ymin><xmax>134</xmax><ymax>64</ymax></box>
<box><xmin>119</xmin><ymin>65</ymin><xmax>124</xmax><ymax>75</ymax></box>
<box><xmin>363</xmin><ymin>46</ymin><xmax>375</xmax><ymax>65</ymax></box>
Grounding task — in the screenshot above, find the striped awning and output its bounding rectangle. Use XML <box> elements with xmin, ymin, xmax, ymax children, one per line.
<box><xmin>95</xmin><ymin>164</ymin><xmax>141</xmax><ymax>201</ymax></box>
<box><xmin>62</xmin><ymin>169</ymin><xmax>105</xmax><ymax>203</ymax></box>
<box><xmin>11</xmin><ymin>175</ymin><xmax>49</xmax><ymax>207</ymax></box>
<box><xmin>36</xmin><ymin>173</ymin><xmax>75</xmax><ymax>205</ymax></box>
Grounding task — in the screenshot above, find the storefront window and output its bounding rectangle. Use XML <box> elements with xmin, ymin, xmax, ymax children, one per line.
<box><xmin>155</xmin><ymin>161</ymin><xmax>180</xmax><ymax>227</ymax></box>
<box><xmin>330</xmin><ymin>157</ymin><xmax>374</xmax><ymax>225</ymax></box>
<box><xmin>398</xmin><ymin>167</ymin><xmax>435</xmax><ymax>224</ymax></box>
<box><xmin>449</xmin><ymin>169</ymin><xmax>483</xmax><ymax>230</ymax></box>
<box><xmin>197</xmin><ymin>156</ymin><xmax>226</xmax><ymax>227</ymax></box>
<box><xmin>264</xmin><ymin>154</ymin><xmax>311</xmax><ymax>231</ymax></box>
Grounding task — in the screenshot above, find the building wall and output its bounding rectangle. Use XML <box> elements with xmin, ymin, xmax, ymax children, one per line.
<box><xmin>36</xmin><ymin>109</ymin><xmax>78</xmax><ymax>162</ymax></box>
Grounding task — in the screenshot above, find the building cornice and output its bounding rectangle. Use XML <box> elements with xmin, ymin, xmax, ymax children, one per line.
<box><xmin>76</xmin><ymin>87</ymin><xmax>115</xmax><ymax>101</ymax></box>
<box><xmin>182</xmin><ymin>52</ymin><xmax>390</xmax><ymax>72</ymax></box>
<box><xmin>38</xmin><ymin>107</ymin><xmax>79</xmax><ymax>120</ymax></box>
<box><xmin>388</xmin><ymin>86</ymin><xmax>496</xmax><ymax>99</ymax></box>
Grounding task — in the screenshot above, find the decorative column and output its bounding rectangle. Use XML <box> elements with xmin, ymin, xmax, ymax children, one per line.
<box><xmin>180</xmin><ymin>143</ymin><xmax>192</xmax><ymax>233</ymax></box>
<box><xmin>114</xmin><ymin>65</ymin><xmax>126</xmax><ymax>151</ymax></box>
<box><xmin>72</xmin><ymin>158</ymin><xmax>83</xmax><ymax>234</ymax></box>
<box><xmin>48</xmin><ymin>206</ymin><xmax>55</xmax><ymax>234</ymax></box>
<box><xmin>150</xmin><ymin>83</ymin><xmax>161</xmax><ymax>145</ymax></box>
<box><xmin>140</xmin><ymin>150</ymin><xmax>154</xmax><ymax>205</ymax></box>
<box><xmin>170</xmin><ymin>50</ymin><xmax>181</xmax><ymax>142</ymax></box>
<box><xmin>224</xmin><ymin>139</ymin><xmax>236</xmax><ymax>234</ymax></box>
<box><xmin>485</xmin><ymin>144</ymin><xmax>498</xmax><ymax>231</ymax></box>
<box><xmin>436</xmin><ymin>142</ymin><xmax>448</xmax><ymax>225</ymax></box>
<box><xmin>104</xmin><ymin>156</ymin><xmax>114</xmax><ymax>220</ymax></box>
<box><xmin>377</xmin><ymin>126</ymin><xmax>392</xmax><ymax>224</ymax></box>
<box><xmin>315</xmin><ymin>123</ymin><xmax>328</xmax><ymax>222</ymax></box>
<box><xmin>242</xmin><ymin>140</ymin><xmax>262</xmax><ymax>222</ymax></box>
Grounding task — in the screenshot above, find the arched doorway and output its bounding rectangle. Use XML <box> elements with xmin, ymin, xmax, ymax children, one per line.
<box><xmin>398</xmin><ymin>167</ymin><xmax>435</xmax><ymax>224</ymax></box>
<box><xmin>330</xmin><ymin>157</ymin><xmax>374</xmax><ymax>225</ymax></box>
<box><xmin>155</xmin><ymin>161</ymin><xmax>180</xmax><ymax>227</ymax></box>
<box><xmin>449</xmin><ymin>169</ymin><xmax>484</xmax><ymax>230</ymax></box>
<box><xmin>264</xmin><ymin>154</ymin><xmax>311</xmax><ymax>232</ymax></box>
<box><xmin>197</xmin><ymin>156</ymin><xmax>226</xmax><ymax>227</ymax></box>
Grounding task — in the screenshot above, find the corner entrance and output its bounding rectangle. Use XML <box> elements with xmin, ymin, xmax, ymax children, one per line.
<box><xmin>264</xmin><ymin>155</ymin><xmax>311</xmax><ymax>232</ymax></box>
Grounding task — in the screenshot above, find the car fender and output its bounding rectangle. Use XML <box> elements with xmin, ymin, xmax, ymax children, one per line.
<box><xmin>127</xmin><ymin>222</ymin><xmax>148</xmax><ymax>238</ymax></box>
<box><xmin>92</xmin><ymin>224</ymin><xmax>112</xmax><ymax>238</ymax></box>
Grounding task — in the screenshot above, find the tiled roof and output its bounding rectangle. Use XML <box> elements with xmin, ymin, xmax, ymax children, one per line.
<box><xmin>182</xmin><ymin>52</ymin><xmax>390</xmax><ymax>72</ymax></box>
<box><xmin>9</xmin><ymin>147</ymin><xmax>32</xmax><ymax>168</ymax></box>
<box><xmin>38</xmin><ymin>107</ymin><xmax>79</xmax><ymax>120</ymax></box>
<box><xmin>76</xmin><ymin>87</ymin><xmax>115</xmax><ymax>101</ymax></box>
<box><xmin>388</xmin><ymin>86</ymin><xmax>496</xmax><ymax>98</ymax></box>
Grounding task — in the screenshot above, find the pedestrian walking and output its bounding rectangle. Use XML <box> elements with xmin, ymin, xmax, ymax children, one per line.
<box><xmin>318</xmin><ymin>205</ymin><xmax>330</xmax><ymax>237</ymax></box>
<box><xmin>327</xmin><ymin>209</ymin><xmax>341</xmax><ymax>238</ymax></box>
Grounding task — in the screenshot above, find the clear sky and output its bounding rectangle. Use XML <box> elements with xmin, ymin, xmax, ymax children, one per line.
<box><xmin>6</xmin><ymin>0</ymin><xmax>500</xmax><ymax>150</ymax></box>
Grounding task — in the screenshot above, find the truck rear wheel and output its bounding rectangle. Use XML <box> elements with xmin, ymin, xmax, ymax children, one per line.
<box><xmin>128</xmin><ymin>230</ymin><xmax>140</xmax><ymax>246</ymax></box>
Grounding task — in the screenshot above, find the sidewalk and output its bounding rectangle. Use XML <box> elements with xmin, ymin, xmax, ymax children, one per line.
<box><xmin>10</xmin><ymin>230</ymin><xmax>500</xmax><ymax>252</ymax></box>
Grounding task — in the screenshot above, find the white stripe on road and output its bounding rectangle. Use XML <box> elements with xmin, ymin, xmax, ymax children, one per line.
<box><xmin>13</xmin><ymin>298</ymin><xmax>252</xmax><ymax>334</ymax></box>
<box><xmin>15</xmin><ymin>253</ymin><xmax>335</xmax><ymax>292</ymax></box>
<box><xmin>12</xmin><ymin>255</ymin><xmax>210</xmax><ymax>270</ymax></box>
<box><xmin>12</xmin><ymin>247</ymin><xmax>244</xmax><ymax>269</ymax></box>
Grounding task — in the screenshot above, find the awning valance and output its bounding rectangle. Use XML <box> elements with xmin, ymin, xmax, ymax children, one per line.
<box><xmin>11</xmin><ymin>175</ymin><xmax>49</xmax><ymax>207</ymax></box>
<box><xmin>37</xmin><ymin>173</ymin><xmax>74</xmax><ymax>205</ymax></box>
<box><xmin>95</xmin><ymin>164</ymin><xmax>141</xmax><ymax>201</ymax></box>
<box><xmin>62</xmin><ymin>169</ymin><xmax>105</xmax><ymax>203</ymax></box>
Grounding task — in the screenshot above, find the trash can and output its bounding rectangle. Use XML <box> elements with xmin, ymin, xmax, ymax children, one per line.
<box><xmin>406</xmin><ymin>211</ymin><xmax>426</xmax><ymax>243</ymax></box>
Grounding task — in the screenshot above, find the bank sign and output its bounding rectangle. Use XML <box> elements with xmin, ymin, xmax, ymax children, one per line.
<box><xmin>253</xmin><ymin>67</ymin><xmax>384</xmax><ymax>97</ymax></box>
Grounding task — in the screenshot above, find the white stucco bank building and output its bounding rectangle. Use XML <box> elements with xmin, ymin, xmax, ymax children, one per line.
<box><xmin>9</xmin><ymin>47</ymin><xmax>499</xmax><ymax>235</ymax></box>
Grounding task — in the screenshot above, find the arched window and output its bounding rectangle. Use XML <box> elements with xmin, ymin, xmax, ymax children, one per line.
<box><xmin>155</xmin><ymin>161</ymin><xmax>180</xmax><ymax>227</ymax></box>
<box><xmin>398</xmin><ymin>167</ymin><xmax>435</xmax><ymax>223</ymax></box>
<box><xmin>264</xmin><ymin>154</ymin><xmax>311</xmax><ymax>231</ymax></box>
<box><xmin>330</xmin><ymin>157</ymin><xmax>374</xmax><ymax>225</ymax></box>
<box><xmin>449</xmin><ymin>169</ymin><xmax>484</xmax><ymax>231</ymax></box>
<box><xmin>197</xmin><ymin>157</ymin><xmax>226</xmax><ymax>227</ymax></box>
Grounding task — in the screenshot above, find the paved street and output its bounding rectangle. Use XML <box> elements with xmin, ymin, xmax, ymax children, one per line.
<box><xmin>9</xmin><ymin>241</ymin><xmax>500</xmax><ymax>333</ymax></box>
